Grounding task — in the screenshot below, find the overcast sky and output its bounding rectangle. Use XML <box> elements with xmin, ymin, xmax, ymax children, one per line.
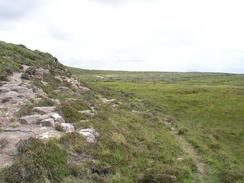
<box><xmin>0</xmin><ymin>0</ymin><xmax>244</xmax><ymax>73</ymax></box>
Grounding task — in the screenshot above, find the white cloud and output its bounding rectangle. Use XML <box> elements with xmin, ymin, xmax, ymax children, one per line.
<box><xmin>0</xmin><ymin>0</ymin><xmax>244</xmax><ymax>73</ymax></box>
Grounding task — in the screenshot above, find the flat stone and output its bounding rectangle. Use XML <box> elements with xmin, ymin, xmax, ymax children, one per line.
<box><xmin>79</xmin><ymin>86</ymin><xmax>90</xmax><ymax>92</ymax></box>
<box><xmin>79</xmin><ymin>110</ymin><xmax>95</xmax><ymax>116</ymax></box>
<box><xmin>20</xmin><ymin>114</ymin><xmax>43</xmax><ymax>124</ymax></box>
<box><xmin>33</xmin><ymin>106</ymin><xmax>56</xmax><ymax>114</ymax></box>
<box><xmin>0</xmin><ymin>87</ymin><xmax>10</xmax><ymax>93</ymax></box>
<box><xmin>36</xmin><ymin>130</ymin><xmax>62</xmax><ymax>140</ymax></box>
<box><xmin>100</xmin><ymin>97</ymin><xmax>116</xmax><ymax>104</ymax></box>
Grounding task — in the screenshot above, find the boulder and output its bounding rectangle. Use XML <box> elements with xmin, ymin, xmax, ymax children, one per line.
<box><xmin>79</xmin><ymin>128</ymin><xmax>99</xmax><ymax>143</ymax></box>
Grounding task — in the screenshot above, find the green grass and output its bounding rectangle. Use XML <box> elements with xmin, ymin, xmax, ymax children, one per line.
<box><xmin>2</xmin><ymin>138</ymin><xmax>69</xmax><ymax>183</ymax></box>
<box><xmin>0</xmin><ymin>41</ymin><xmax>68</xmax><ymax>82</ymax></box>
<box><xmin>72</xmin><ymin>69</ymin><xmax>244</xmax><ymax>183</ymax></box>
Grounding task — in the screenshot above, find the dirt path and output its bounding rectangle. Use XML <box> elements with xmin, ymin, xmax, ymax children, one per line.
<box><xmin>165</xmin><ymin>123</ymin><xmax>206</xmax><ymax>182</ymax></box>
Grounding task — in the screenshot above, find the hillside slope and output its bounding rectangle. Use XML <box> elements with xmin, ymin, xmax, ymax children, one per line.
<box><xmin>0</xmin><ymin>41</ymin><xmax>243</xmax><ymax>183</ymax></box>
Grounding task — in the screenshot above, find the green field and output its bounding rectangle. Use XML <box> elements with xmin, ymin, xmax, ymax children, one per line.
<box><xmin>72</xmin><ymin>69</ymin><xmax>244</xmax><ymax>183</ymax></box>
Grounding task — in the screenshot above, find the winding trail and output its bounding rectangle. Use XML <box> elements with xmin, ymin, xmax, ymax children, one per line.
<box><xmin>165</xmin><ymin>122</ymin><xmax>206</xmax><ymax>182</ymax></box>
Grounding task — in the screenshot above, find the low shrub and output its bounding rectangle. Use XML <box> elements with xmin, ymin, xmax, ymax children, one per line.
<box><xmin>2</xmin><ymin>138</ymin><xmax>69</xmax><ymax>183</ymax></box>
<box><xmin>220</xmin><ymin>168</ymin><xmax>244</xmax><ymax>183</ymax></box>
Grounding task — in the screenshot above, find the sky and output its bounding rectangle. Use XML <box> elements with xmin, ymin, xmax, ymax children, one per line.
<box><xmin>0</xmin><ymin>0</ymin><xmax>244</xmax><ymax>73</ymax></box>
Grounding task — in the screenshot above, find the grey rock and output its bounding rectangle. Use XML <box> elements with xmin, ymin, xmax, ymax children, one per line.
<box><xmin>79</xmin><ymin>110</ymin><xmax>95</xmax><ymax>117</ymax></box>
<box><xmin>79</xmin><ymin>128</ymin><xmax>99</xmax><ymax>143</ymax></box>
<box><xmin>49</xmin><ymin>113</ymin><xmax>65</xmax><ymax>123</ymax></box>
<box><xmin>33</xmin><ymin>106</ymin><xmax>56</xmax><ymax>114</ymax></box>
<box><xmin>36</xmin><ymin>130</ymin><xmax>62</xmax><ymax>140</ymax></box>
<box><xmin>35</xmin><ymin>68</ymin><xmax>49</xmax><ymax>81</ymax></box>
<box><xmin>20</xmin><ymin>115</ymin><xmax>43</xmax><ymax>124</ymax></box>
<box><xmin>40</xmin><ymin>118</ymin><xmax>55</xmax><ymax>127</ymax></box>
<box><xmin>56</xmin><ymin>123</ymin><xmax>75</xmax><ymax>133</ymax></box>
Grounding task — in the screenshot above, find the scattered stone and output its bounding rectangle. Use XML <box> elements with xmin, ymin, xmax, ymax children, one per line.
<box><xmin>35</xmin><ymin>68</ymin><xmax>49</xmax><ymax>81</ymax></box>
<box><xmin>58</xmin><ymin>86</ymin><xmax>71</xmax><ymax>91</ymax></box>
<box><xmin>79</xmin><ymin>86</ymin><xmax>90</xmax><ymax>92</ymax></box>
<box><xmin>55</xmin><ymin>75</ymin><xmax>90</xmax><ymax>92</ymax></box>
<box><xmin>54</xmin><ymin>86</ymin><xmax>74</xmax><ymax>94</ymax></box>
<box><xmin>20</xmin><ymin>114</ymin><xmax>43</xmax><ymax>124</ymax></box>
<box><xmin>50</xmin><ymin>98</ymin><xmax>61</xmax><ymax>105</ymax></box>
<box><xmin>177</xmin><ymin>157</ymin><xmax>184</xmax><ymax>161</ymax></box>
<box><xmin>33</xmin><ymin>87</ymin><xmax>47</xmax><ymax>98</ymax></box>
<box><xmin>55</xmin><ymin>123</ymin><xmax>75</xmax><ymax>133</ymax></box>
<box><xmin>100</xmin><ymin>97</ymin><xmax>116</xmax><ymax>104</ymax></box>
<box><xmin>95</xmin><ymin>75</ymin><xmax>105</xmax><ymax>79</ymax></box>
<box><xmin>49</xmin><ymin>113</ymin><xmax>65</xmax><ymax>123</ymax></box>
<box><xmin>33</xmin><ymin>106</ymin><xmax>56</xmax><ymax>114</ymax></box>
<box><xmin>54</xmin><ymin>75</ymin><xmax>63</xmax><ymax>82</ymax></box>
<box><xmin>40</xmin><ymin>118</ymin><xmax>55</xmax><ymax>127</ymax></box>
<box><xmin>41</xmin><ymin>81</ymin><xmax>48</xmax><ymax>86</ymax></box>
<box><xmin>36</xmin><ymin>130</ymin><xmax>62</xmax><ymax>140</ymax></box>
<box><xmin>112</xmin><ymin>103</ymin><xmax>118</xmax><ymax>108</ymax></box>
<box><xmin>79</xmin><ymin>110</ymin><xmax>95</xmax><ymax>117</ymax></box>
<box><xmin>90</xmin><ymin>106</ymin><xmax>96</xmax><ymax>112</ymax></box>
<box><xmin>79</xmin><ymin>128</ymin><xmax>99</xmax><ymax>143</ymax></box>
<box><xmin>0</xmin><ymin>87</ymin><xmax>9</xmax><ymax>93</ymax></box>
<box><xmin>21</xmin><ymin>65</ymin><xmax>30</xmax><ymax>71</ymax></box>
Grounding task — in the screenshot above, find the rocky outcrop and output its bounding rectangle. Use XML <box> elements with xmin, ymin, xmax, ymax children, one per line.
<box><xmin>21</xmin><ymin>67</ymin><xmax>49</xmax><ymax>81</ymax></box>
<box><xmin>0</xmin><ymin>71</ymin><xmax>75</xmax><ymax>169</ymax></box>
<box><xmin>55</xmin><ymin>75</ymin><xmax>90</xmax><ymax>93</ymax></box>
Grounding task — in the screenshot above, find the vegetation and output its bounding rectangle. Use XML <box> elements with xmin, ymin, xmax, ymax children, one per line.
<box><xmin>0</xmin><ymin>41</ymin><xmax>243</xmax><ymax>182</ymax></box>
<box><xmin>73</xmin><ymin>69</ymin><xmax>244</xmax><ymax>183</ymax></box>
<box><xmin>2</xmin><ymin>138</ymin><xmax>68</xmax><ymax>183</ymax></box>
